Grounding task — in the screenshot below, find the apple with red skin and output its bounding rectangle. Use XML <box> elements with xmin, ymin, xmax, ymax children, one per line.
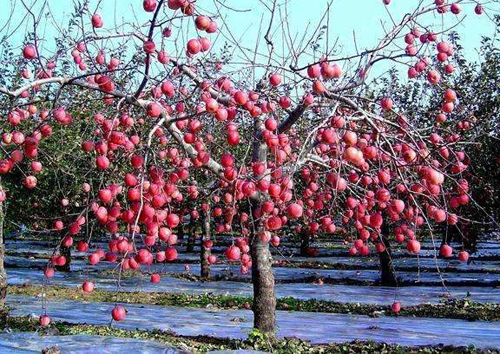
<box><xmin>24</xmin><ymin>176</ymin><xmax>37</xmax><ymax>189</ymax></box>
<box><xmin>88</xmin><ymin>253</ymin><xmax>100</xmax><ymax>265</ymax></box>
<box><xmin>195</xmin><ymin>15</ymin><xmax>210</xmax><ymax>30</ymax></box>
<box><xmin>458</xmin><ymin>251</ymin><xmax>469</xmax><ymax>262</ymax></box>
<box><xmin>450</xmin><ymin>3</ymin><xmax>461</xmax><ymax>14</ymax></box>
<box><xmin>187</xmin><ymin>39</ymin><xmax>201</xmax><ymax>55</ymax></box>
<box><xmin>143</xmin><ymin>41</ymin><xmax>156</xmax><ymax>54</ymax></box>
<box><xmin>150</xmin><ymin>273</ymin><xmax>161</xmax><ymax>283</ymax></box>
<box><xmin>440</xmin><ymin>244</ymin><xmax>453</xmax><ymax>258</ymax></box>
<box><xmin>286</xmin><ymin>203</ymin><xmax>303</xmax><ymax>219</ymax></box>
<box><xmin>407</xmin><ymin>240</ymin><xmax>421</xmax><ymax>254</ymax></box>
<box><xmin>82</xmin><ymin>281</ymin><xmax>95</xmax><ymax>293</ymax></box>
<box><xmin>23</xmin><ymin>45</ymin><xmax>37</xmax><ymax>59</ymax></box>
<box><xmin>143</xmin><ymin>0</ymin><xmax>157</xmax><ymax>12</ymax></box>
<box><xmin>381</xmin><ymin>97</ymin><xmax>393</xmax><ymax>110</ymax></box>
<box><xmin>91</xmin><ymin>14</ymin><xmax>103</xmax><ymax>28</ymax></box>
<box><xmin>44</xmin><ymin>267</ymin><xmax>55</xmax><ymax>278</ymax></box>
<box><xmin>96</xmin><ymin>156</ymin><xmax>110</xmax><ymax>170</ymax></box>
<box><xmin>77</xmin><ymin>241</ymin><xmax>89</xmax><ymax>252</ymax></box>
<box><xmin>165</xmin><ymin>247</ymin><xmax>178</xmax><ymax>261</ymax></box>
<box><xmin>226</xmin><ymin>245</ymin><xmax>241</xmax><ymax>261</ymax></box>
<box><xmin>269</xmin><ymin>73</ymin><xmax>282</xmax><ymax>86</ymax></box>
<box><xmin>39</xmin><ymin>314</ymin><xmax>51</xmax><ymax>327</ymax></box>
<box><xmin>391</xmin><ymin>301</ymin><xmax>401</xmax><ymax>313</ymax></box>
<box><xmin>54</xmin><ymin>220</ymin><xmax>64</xmax><ymax>230</ymax></box>
<box><xmin>307</xmin><ymin>64</ymin><xmax>320</xmax><ymax>78</ymax></box>
<box><xmin>62</xmin><ymin>236</ymin><xmax>73</xmax><ymax>247</ymax></box>
<box><xmin>111</xmin><ymin>306</ymin><xmax>126</xmax><ymax>321</ymax></box>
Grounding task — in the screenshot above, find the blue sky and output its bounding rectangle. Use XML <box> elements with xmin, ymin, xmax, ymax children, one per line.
<box><xmin>1</xmin><ymin>0</ymin><xmax>498</xmax><ymax>81</ymax></box>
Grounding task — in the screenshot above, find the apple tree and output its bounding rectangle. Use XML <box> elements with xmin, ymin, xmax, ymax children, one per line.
<box><xmin>0</xmin><ymin>0</ymin><xmax>497</xmax><ymax>332</ymax></box>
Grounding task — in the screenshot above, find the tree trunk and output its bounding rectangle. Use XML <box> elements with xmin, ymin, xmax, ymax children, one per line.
<box><xmin>0</xmin><ymin>180</ymin><xmax>7</xmax><ymax>307</ymax></box>
<box><xmin>378</xmin><ymin>224</ymin><xmax>398</xmax><ymax>286</ymax></box>
<box><xmin>200</xmin><ymin>211</ymin><xmax>211</xmax><ymax>279</ymax></box>
<box><xmin>462</xmin><ymin>221</ymin><xmax>478</xmax><ymax>252</ymax></box>
<box><xmin>186</xmin><ymin>219</ymin><xmax>196</xmax><ymax>253</ymax></box>
<box><xmin>55</xmin><ymin>244</ymin><xmax>71</xmax><ymax>272</ymax></box>
<box><xmin>251</xmin><ymin>230</ymin><xmax>276</xmax><ymax>333</ymax></box>
<box><xmin>249</xmin><ymin>122</ymin><xmax>276</xmax><ymax>334</ymax></box>
<box><xmin>178</xmin><ymin>223</ymin><xmax>185</xmax><ymax>243</ymax></box>
<box><xmin>299</xmin><ymin>230</ymin><xmax>310</xmax><ymax>257</ymax></box>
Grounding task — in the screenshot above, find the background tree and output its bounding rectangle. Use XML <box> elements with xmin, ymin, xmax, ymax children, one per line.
<box><xmin>374</xmin><ymin>21</ymin><xmax>500</xmax><ymax>250</ymax></box>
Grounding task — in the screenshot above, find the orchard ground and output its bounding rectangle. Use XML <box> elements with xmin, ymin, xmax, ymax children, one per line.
<box><xmin>1</xmin><ymin>229</ymin><xmax>500</xmax><ymax>353</ymax></box>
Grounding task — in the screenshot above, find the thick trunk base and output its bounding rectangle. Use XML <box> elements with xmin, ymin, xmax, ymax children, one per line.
<box><xmin>379</xmin><ymin>254</ymin><xmax>398</xmax><ymax>286</ymax></box>
<box><xmin>379</xmin><ymin>226</ymin><xmax>398</xmax><ymax>286</ymax></box>
<box><xmin>251</xmin><ymin>235</ymin><xmax>276</xmax><ymax>333</ymax></box>
<box><xmin>299</xmin><ymin>231</ymin><xmax>310</xmax><ymax>257</ymax></box>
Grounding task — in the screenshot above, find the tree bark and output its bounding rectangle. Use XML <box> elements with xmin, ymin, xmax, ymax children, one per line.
<box><xmin>299</xmin><ymin>230</ymin><xmax>310</xmax><ymax>256</ymax></box>
<box><xmin>0</xmin><ymin>180</ymin><xmax>7</xmax><ymax>307</ymax></box>
<box><xmin>200</xmin><ymin>211</ymin><xmax>211</xmax><ymax>279</ymax></box>
<box><xmin>179</xmin><ymin>223</ymin><xmax>185</xmax><ymax>240</ymax></box>
<box><xmin>462</xmin><ymin>221</ymin><xmax>478</xmax><ymax>252</ymax></box>
<box><xmin>178</xmin><ymin>222</ymin><xmax>185</xmax><ymax>243</ymax></box>
<box><xmin>249</xmin><ymin>122</ymin><xmax>276</xmax><ymax>334</ymax></box>
<box><xmin>186</xmin><ymin>219</ymin><xmax>196</xmax><ymax>253</ymax></box>
<box><xmin>378</xmin><ymin>224</ymin><xmax>398</xmax><ymax>286</ymax></box>
<box><xmin>251</xmin><ymin>228</ymin><xmax>276</xmax><ymax>333</ymax></box>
